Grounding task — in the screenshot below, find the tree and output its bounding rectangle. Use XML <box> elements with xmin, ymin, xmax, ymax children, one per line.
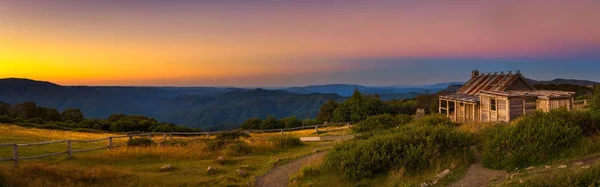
<box><xmin>10</xmin><ymin>102</ymin><xmax>38</xmax><ymax>119</ymax></box>
<box><xmin>240</xmin><ymin>118</ymin><xmax>262</xmax><ymax>130</ymax></box>
<box><xmin>39</xmin><ymin>108</ymin><xmax>62</xmax><ymax>122</ymax></box>
<box><xmin>282</xmin><ymin>116</ymin><xmax>302</xmax><ymax>129</ymax></box>
<box><xmin>261</xmin><ymin>115</ymin><xmax>283</xmax><ymax>129</ymax></box>
<box><xmin>61</xmin><ymin>108</ymin><xmax>84</xmax><ymax>123</ymax></box>
<box><xmin>348</xmin><ymin>89</ymin><xmax>367</xmax><ymax>122</ymax></box>
<box><xmin>0</xmin><ymin>101</ymin><xmax>10</xmax><ymax>116</ymax></box>
<box><xmin>316</xmin><ymin>100</ymin><xmax>339</xmax><ymax>123</ymax></box>
<box><xmin>332</xmin><ymin>103</ymin><xmax>351</xmax><ymax>122</ymax></box>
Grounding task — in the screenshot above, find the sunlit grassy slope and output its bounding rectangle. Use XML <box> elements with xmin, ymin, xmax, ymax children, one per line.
<box><xmin>0</xmin><ymin>124</ymin><xmax>344</xmax><ymax>186</ymax></box>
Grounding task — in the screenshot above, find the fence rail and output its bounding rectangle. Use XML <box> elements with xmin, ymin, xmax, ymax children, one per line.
<box><xmin>0</xmin><ymin>122</ymin><xmax>349</xmax><ymax>167</ymax></box>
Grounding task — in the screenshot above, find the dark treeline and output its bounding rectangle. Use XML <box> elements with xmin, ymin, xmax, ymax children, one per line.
<box><xmin>0</xmin><ymin>101</ymin><xmax>197</xmax><ymax>132</ymax></box>
<box><xmin>240</xmin><ymin>89</ymin><xmax>439</xmax><ymax>130</ymax></box>
<box><xmin>534</xmin><ymin>83</ymin><xmax>594</xmax><ymax>100</ymax></box>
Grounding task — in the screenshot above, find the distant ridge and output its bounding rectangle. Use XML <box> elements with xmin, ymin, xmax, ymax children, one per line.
<box><xmin>526</xmin><ymin>78</ymin><xmax>599</xmax><ymax>87</ymax></box>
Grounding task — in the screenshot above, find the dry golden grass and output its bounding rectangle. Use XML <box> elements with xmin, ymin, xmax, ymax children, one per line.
<box><xmin>0</xmin><ymin>163</ymin><xmax>135</xmax><ymax>187</ymax></box>
<box><xmin>0</xmin><ymin>124</ymin><xmax>120</xmax><ymax>143</ymax></box>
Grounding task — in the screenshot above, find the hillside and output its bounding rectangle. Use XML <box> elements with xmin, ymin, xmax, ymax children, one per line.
<box><xmin>283</xmin><ymin>83</ymin><xmax>452</xmax><ymax>97</ymax></box>
<box><xmin>0</xmin><ymin>78</ymin><xmax>343</xmax><ymax>129</ymax></box>
<box><xmin>526</xmin><ymin>78</ymin><xmax>599</xmax><ymax>87</ymax></box>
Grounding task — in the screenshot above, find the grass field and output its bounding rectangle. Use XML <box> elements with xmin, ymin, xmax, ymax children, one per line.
<box><xmin>0</xmin><ymin>124</ymin><xmax>345</xmax><ymax>186</ymax></box>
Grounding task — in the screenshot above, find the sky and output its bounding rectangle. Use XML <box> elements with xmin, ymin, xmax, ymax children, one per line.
<box><xmin>1</xmin><ymin>0</ymin><xmax>599</xmax><ymax>87</ymax></box>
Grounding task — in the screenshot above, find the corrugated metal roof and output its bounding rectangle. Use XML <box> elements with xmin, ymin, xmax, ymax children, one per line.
<box><xmin>456</xmin><ymin>72</ymin><xmax>535</xmax><ymax>95</ymax></box>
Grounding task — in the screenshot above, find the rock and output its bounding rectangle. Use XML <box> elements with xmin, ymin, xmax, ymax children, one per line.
<box><xmin>545</xmin><ymin>165</ymin><xmax>551</xmax><ymax>169</ymax></box>
<box><xmin>520</xmin><ymin>180</ymin><xmax>524</xmax><ymax>184</ymax></box>
<box><xmin>582</xmin><ymin>165</ymin><xmax>590</xmax><ymax>169</ymax></box>
<box><xmin>575</xmin><ymin>161</ymin><xmax>584</xmax><ymax>166</ymax></box>
<box><xmin>420</xmin><ymin>183</ymin><xmax>429</xmax><ymax>187</ymax></box>
<box><xmin>525</xmin><ymin>166</ymin><xmax>534</xmax><ymax>170</ymax></box>
<box><xmin>236</xmin><ymin>169</ymin><xmax>248</xmax><ymax>177</ymax></box>
<box><xmin>160</xmin><ymin>164</ymin><xmax>173</xmax><ymax>172</ymax></box>
<box><xmin>436</xmin><ymin>169</ymin><xmax>450</xmax><ymax>179</ymax></box>
<box><xmin>558</xmin><ymin>165</ymin><xmax>567</xmax><ymax>169</ymax></box>
<box><xmin>216</xmin><ymin>156</ymin><xmax>226</xmax><ymax>165</ymax></box>
<box><xmin>207</xmin><ymin>166</ymin><xmax>217</xmax><ymax>174</ymax></box>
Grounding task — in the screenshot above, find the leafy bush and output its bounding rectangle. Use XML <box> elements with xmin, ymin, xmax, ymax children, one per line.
<box><xmin>127</xmin><ymin>138</ymin><xmax>154</xmax><ymax>147</ymax></box>
<box><xmin>222</xmin><ymin>141</ymin><xmax>252</xmax><ymax>156</ymax></box>
<box><xmin>352</xmin><ymin>114</ymin><xmax>412</xmax><ymax>133</ymax></box>
<box><xmin>412</xmin><ymin>114</ymin><xmax>456</xmax><ymax>127</ymax></box>
<box><xmin>324</xmin><ymin>125</ymin><xmax>473</xmax><ymax>179</ymax></box>
<box><xmin>519</xmin><ymin>165</ymin><xmax>600</xmax><ymax>187</ymax></box>
<box><xmin>570</xmin><ymin>110</ymin><xmax>600</xmax><ymax>136</ymax></box>
<box><xmin>0</xmin><ymin>115</ymin><xmax>11</xmax><ymax>123</ymax></box>
<box><xmin>481</xmin><ymin>110</ymin><xmax>582</xmax><ymax>170</ymax></box>
<box><xmin>267</xmin><ymin>135</ymin><xmax>303</xmax><ymax>149</ymax></box>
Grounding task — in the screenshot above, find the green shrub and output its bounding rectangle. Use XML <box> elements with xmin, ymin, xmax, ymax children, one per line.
<box><xmin>324</xmin><ymin>125</ymin><xmax>472</xmax><ymax>179</ymax></box>
<box><xmin>519</xmin><ymin>165</ymin><xmax>600</xmax><ymax>186</ymax></box>
<box><xmin>222</xmin><ymin>141</ymin><xmax>252</xmax><ymax>156</ymax></box>
<box><xmin>127</xmin><ymin>138</ymin><xmax>154</xmax><ymax>147</ymax></box>
<box><xmin>412</xmin><ymin>114</ymin><xmax>456</xmax><ymax>127</ymax></box>
<box><xmin>571</xmin><ymin>110</ymin><xmax>600</xmax><ymax>136</ymax></box>
<box><xmin>352</xmin><ymin>114</ymin><xmax>412</xmax><ymax>133</ymax></box>
<box><xmin>481</xmin><ymin>110</ymin><xmax>582</xmax><ymax>170</ymax></box>
<box><xmin>268</xmin><ymin>135</ymin><xmax>303</xmax><ymax>149</ymax></box>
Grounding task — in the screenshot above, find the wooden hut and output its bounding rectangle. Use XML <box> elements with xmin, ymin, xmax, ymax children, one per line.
<box><xmin>439</xmin><ymin>70</ymin><xmax>575</xmax><ymax>123</ymax></box>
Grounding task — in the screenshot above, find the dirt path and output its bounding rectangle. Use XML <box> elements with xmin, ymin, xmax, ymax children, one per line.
<box><xmin>449</xmin><ymin>148</ymin><xmax>507</xmax><ymax>187</ymax></box>
<box><xmin>255</xmin><ymin>152</ymin><xmax>326</xmax><ymax>187</ymax></box>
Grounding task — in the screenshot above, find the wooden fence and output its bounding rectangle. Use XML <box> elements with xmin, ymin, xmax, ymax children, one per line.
<box><xmin>0</xmin><ymin>122</ymin><xmax>348</xmax><ymax>167</ymax></box>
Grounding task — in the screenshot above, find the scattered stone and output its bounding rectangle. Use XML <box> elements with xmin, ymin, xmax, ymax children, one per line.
<box><xmin>275</xmin><ymin>158</ymin><xmax>281</xmax><ymax>163</ymax></box>
<box><xmin>216</xmin><ymin>156</ymin><xmax>226</xmax><ymax>165</ymax></box>
<box><xmin>558</xmin><ymin>165</ymin><xmax>567</xmax><ymax>169</ymax></box>
<box><xmin>159</xmin><ymin>164</ymin><xmax>173</xmax><ymax>172</ymax></box>
<box><xmin>420</xmin><ymin>183</ymin><xmax>429</xmax><ymax>187</ymax></box>
<box><xmin>520</xmin><ymin>180</ymin><xmax>524</xmax><ymax>184</ymax></box>
<box><xmin>207</xmin><ymin>166</ymin><xmax>218</xmax><ymax>174</ymax></box>
<box><xmin>525</xmin><ymin>166</ymin><xmax>534</xmax><ymax>170</ymax></box>
<box><xmin>314</xmin><ymin>149</ymin><xmax>321</xmax><ymax>153</ymax></box>
<box><xmin>436</xmin><ymin>169</ymin><xmax>450</xmax><ymax>179</ymax></box>
<box><xmin>545</xmin><ymin>165</ymin><xmax>551</xmax><ymax>169</ymax></box>
<box><xmin>490</xmin><ymin>176</ymin><xmax>500</xmax><ymax>182</ymax></box>
<box><xmin>575</xmin><ymin>161</ymin><xmax>584</xmax><ymax>166</ymax></box>
<box><xmin>582</xmin><ymin>165</ymin><xmax>591</xmax><ymax>169</ymax></box>
<box><xmin>236</xmin><ymin>169</ymin><xmax>248</xmax><ymax>177</ymax></box>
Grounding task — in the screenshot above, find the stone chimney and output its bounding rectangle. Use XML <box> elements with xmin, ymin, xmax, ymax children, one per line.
<box><xmin>471</xmin><ymin>70</ymin><xmax>480</xmax><ymax>78</ymax></box>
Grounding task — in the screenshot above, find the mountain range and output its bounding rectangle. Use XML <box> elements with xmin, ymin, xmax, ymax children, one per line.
<box><xmin>0</xmin><ymin>77</ymin><xmax>596</xmax><ymax>129</ymax></box>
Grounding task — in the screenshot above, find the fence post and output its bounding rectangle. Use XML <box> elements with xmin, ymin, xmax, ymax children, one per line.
<box><xmin>108</xmin><ymin>137</ymin><xmax>113</xmax><ymax>149</ymax></box>
<box><xmin>128</xmin><ymin>135</ymin><xmax>133</xmax><ymax>141</ymax></box>
<box><xmin>147</xmin><ymin>134</ymin><xmax>152</xmax><ymax>140</ymax></box>
<box><xmin>315</xmin><ymin>126</ymin><xmax>319</xmax><ymax>134</ymax></box>
<box><xmin>280</xmin><ymin>130</ymin><xmax>284</xmax><ymax>135</ymax></box>
<box><xmin>163</xmin><ymin>133</ymin><xmax>167</xmax><ymax>141</ymax></box>
<box><xmin>169</xmin><ymin>133</ymin><xmax>173</xmax><ymax>141</ymax></box>
<box><xmin>12</xmin><ymin>144</ymin><xmax>18</xmax><ymax>168</ymax></box>
<box><xmin>206</xmin><ymin>132</ymin><xmax>210</xmax><ymax>138</ymax></box>
<box><xmin>66</xmin><ymin>140</ymin><xmax>72</xmax><ymax>158</ymax></box>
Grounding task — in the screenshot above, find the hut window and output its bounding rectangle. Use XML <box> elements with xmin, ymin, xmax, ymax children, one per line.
<box><xmin>490</xmin><ymin>99</ymin><xmax>497</xmax><ymax>111</ymax></box>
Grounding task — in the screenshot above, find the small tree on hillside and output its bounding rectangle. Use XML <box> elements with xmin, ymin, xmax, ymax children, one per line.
<box><xmin>317</xmin><ymin>100</ymin><xmax>339</xmax><ymax>123</ymax></box>
<box><xmin>61</xmin><ymin>108</ymin><xmax>84</xmax><ymax>123</ymax></box>
<box><xmin>240</xmin><ymin>118</ymin><xmax>262</xmax><ymax>130</ymax></box>
<box><xmin>261</xmin><ymin>115</ymin><xmax>283</xmax><ymax>129</ymax></box>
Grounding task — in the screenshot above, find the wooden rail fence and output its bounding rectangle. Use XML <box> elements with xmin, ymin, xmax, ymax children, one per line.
<box><xmin>0</xmin><ymin>122</ymin><xmax>348</xmax><ymax>167</ymax></box>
